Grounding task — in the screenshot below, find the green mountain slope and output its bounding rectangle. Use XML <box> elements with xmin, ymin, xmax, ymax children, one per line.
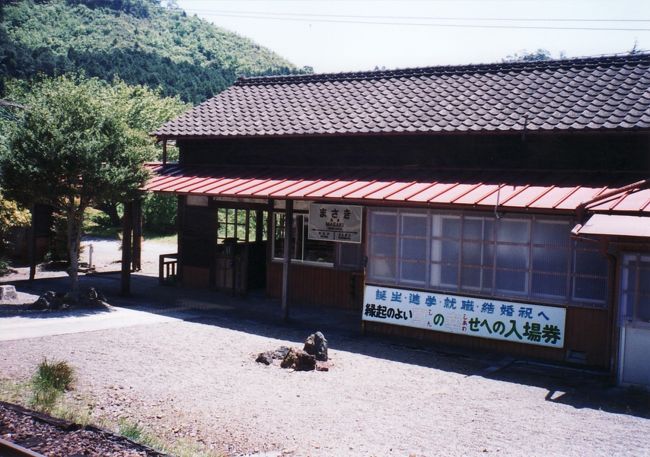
<box><xmin>0</xmin><ymin>0</ymin><xmax>305</xmax><ymax>103</ymax></box>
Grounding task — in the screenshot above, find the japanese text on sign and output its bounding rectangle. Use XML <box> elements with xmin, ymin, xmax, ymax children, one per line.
<box><xmin>308</xmin><ymin>203</ymin><xmax>362</xmax><ymax>243</ymax></box>
<box><xmin>363</xmin><ymin>285</ymin><xmax>566</xmax><ymax>348</ymax></box>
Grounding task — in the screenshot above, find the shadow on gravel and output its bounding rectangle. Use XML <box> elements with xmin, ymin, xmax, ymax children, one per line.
<box><xmin>7</xmin><ymin>272</ymin><xmax>650</xmax><ymax>421</ymax></box>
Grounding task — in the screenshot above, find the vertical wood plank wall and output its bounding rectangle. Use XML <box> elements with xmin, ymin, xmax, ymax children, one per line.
<box><xmin>266</xmin><ymin>262</ymin><xmax>364</xmax><ymax>311</ymax></box>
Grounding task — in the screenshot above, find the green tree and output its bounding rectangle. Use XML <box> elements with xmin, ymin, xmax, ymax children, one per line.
<box><xmin>503</xmin><ymin>49</ymin><xmax>563</xmax><ymax>63</ymax></box>
<box><xmin>1</xmin><ymin>75</ymin><xmax>154</xmax><ymax>292</ymax></box>
<box><xmin>94</xmin><ymin>79</ymin><xmax>188</xmax><ymax>225</ymax></box>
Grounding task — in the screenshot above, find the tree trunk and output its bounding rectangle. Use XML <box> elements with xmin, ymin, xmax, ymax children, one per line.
<box><xmin>66</xmin><ymin>205</ymin><xmax>84</xmax><ymax>294</ymax></box>
<box><xmin>97</xmin><ymin>201</ymin><xmax>121</xmax><ymax>227</ymax></box>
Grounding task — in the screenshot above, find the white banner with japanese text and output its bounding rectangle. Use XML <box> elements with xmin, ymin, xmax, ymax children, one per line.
<box><xmin>308</xmin><ymin>203</ymin><xmax>362</xmax><ymax>243</ymax></box>
<box><xmin>363</xmin><ymin>285</ymin><xmax>566</xmax><ymax>348</ymax></box>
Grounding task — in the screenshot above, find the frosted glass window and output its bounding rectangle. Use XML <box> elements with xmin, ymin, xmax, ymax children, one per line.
<box><xmin>533</xmin><ymin>220</ymin><xmax>571</xmax><ymax>246</ymax></box>
<box><xmin>367</xmin><ymin>208</ymin><xmax>606</xmax><ymax>308</ymax></box>
<box><xmin>370</xmin><ymin>257</ymin><xmax>395</xmax><ymax>279</ymax></box>
<box><xmin>533</xmin><ymin>247</ymin><xmax>568</xmax><ymax>273</ymax></box>
<box><xmin>401</xmin><ymin>215</ymin><xmax>427</xmax><ymax>236</ymax></box>
<box><xmin>371</xmin><ymin>235</ymin><xmax>396</xmax><ymax>257</ymax></box>
<box><xmin>496</xmin><ymin>245</ymin><xmax>528</xmax><ymax>270</ymax></box>
<box><xmin>372</xmin><ymin>213</ymin><xmax>397</xmax><ymax>233</ymax></box>
<box><xmin>401</xmin><ymin>261</ymin><xmax>426</xmax><ymax>283</ymax></box>
<box><xmin>496</xmin><ymin>270</ymin><xmax>527</xmax><ymax>294</ymax></box>
<box><xmin>532</xmin><ymin>273</ymin><xmax>567</xmax><ymax>298</ymax></box>
<box><xmin>496</xmin><ymin>219</ymin><xmax>529</xmax><ymax>243</ymax></box>
<box><xmin>574</xmin><ymin>277</ymin><xmax>607</xmax><ymax>302</ymax></box>
<box><xmin>401</xmin><ymin>238</ymin><xmax>426</xmax><ymax>260</ymax></box>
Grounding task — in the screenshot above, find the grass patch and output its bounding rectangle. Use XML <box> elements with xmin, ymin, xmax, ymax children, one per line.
<box><xmin>119</xmin><ymin>419</ymin><xmax>144</xmax><ymax>441</ymax></box>
<box><xmin>117</xmin><ymin>419</ymin><xmax>222</xmax><ymax>456</ymax></box>
<box><xmin>83</xmin><ymin>207</ymin><xmax>121</xmax><ymax>239</ymax></box>
<box><xmin>3</xmin><ymin>362</ymin><xmax>222</xmax><ymax>457</ymax></box>
<box><xmin>143</xmin><ymin>232</ymin><xmax>177</xmax><ymax>245</ymax></box>
<box><xmin>30</xmin><ymin>358</ymin><xmax>75</xmax><ymax>412</ymax></box>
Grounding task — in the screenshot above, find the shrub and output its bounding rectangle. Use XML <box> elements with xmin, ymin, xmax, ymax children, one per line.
<box><xmin>34</xmin><ymin>358</ymin><xmax>75</xmax><ymax>391</ymax></box>
<box><xmin>0</xmin><ymin>258</ymin><xmax>9</xmax><ymax>276</ymax></box>
<box><xmin>30</xmin><ymin>358</ymin><xmax>75</xmax><ymax>412</ymax></box>
<box><xmin>118</xmin><ymin>419</ymin><xmax>144</xmax><ymax>441</ymax></box>
<box><xmin>143</xmin><ymin>193</ymin><xmax>177</xmax><ymax>234</ymax></box>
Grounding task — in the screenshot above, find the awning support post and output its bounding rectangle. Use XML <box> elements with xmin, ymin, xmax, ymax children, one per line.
<box><xmin>281</xmin><ymin>199</ymin><xmax>293</xmax><ymax>321</ymax></box>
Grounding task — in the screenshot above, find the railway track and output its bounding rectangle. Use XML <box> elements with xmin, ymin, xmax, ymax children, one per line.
<box><xmin>0</xmin><ymin>437</ymin><xmax>45</xmax><ymax>457</ymax></box>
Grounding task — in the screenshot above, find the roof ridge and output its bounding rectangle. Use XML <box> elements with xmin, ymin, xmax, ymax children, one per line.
<box><xmin>235</xmin><ymin>52</ymin><xmax>650</xmax><ymax>86</ymax></box>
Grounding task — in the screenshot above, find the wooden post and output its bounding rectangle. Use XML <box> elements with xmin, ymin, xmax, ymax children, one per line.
<box><xmin>162</xmin><ymin>139</ymin><xmax>168</xmax><ymax>165</ymax></box>
<box><xmin>176</xmin><ymin>196</ymin><xmax>184</xmax><ymax>284</ymax></box>
<box><xmin>281</xmin><ymin>199</ymin><xmax>293</xmax><ymax>321</ymax></box>
<box><xmin>121</xmin><ymin>201</ymin><xmax>133</xmax><ymax>296</ymax></box>
<box><xmin>28</xmin><ymin>204</ymin><xmax>37</xmax><ymax>281</ymax></box>
<box><xmin>255</xmin><ymin>209</ymin><xmax>263</xmax><ymax>242</ymax></box>
<box><xmin>132</xmin><ymin>197</ymin><xmax>142</xmax><ymax>271</ymax></box>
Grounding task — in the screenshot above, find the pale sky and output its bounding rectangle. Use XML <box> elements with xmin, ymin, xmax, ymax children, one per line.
<box><xmin>176</xmin><ymin>0</ymin><xmax>650</xmax><ymax>73</ymax></box>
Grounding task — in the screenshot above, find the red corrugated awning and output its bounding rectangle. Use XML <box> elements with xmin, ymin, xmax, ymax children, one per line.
<box><xmin>572</xmin><ymin>214</ymin><xmax>650</xmax><ymax>237</ymax></box>
<box><xmin>144</xmin><ymin>163</ymin><xmax>650</xmax><ymax>213</ymax></box>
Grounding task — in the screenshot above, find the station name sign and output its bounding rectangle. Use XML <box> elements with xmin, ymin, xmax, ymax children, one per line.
<box><xmin>308</xmin><ymin>203</ymin><xmax>362</xmax><ymax>243</ymax></box>
<box><xmin>363</xmin><ymin>285</ymin><xmax>566</xmax><ymax>348</ymax></box>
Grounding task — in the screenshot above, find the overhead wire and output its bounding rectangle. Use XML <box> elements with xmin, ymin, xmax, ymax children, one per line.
<box><xmin>182</xmin><ymin>10</ymin><xmax>650</xmax><ymax>32</ymax></box>
<box><xmin>183</xmin><ymin>9</ymin><xmax>650</xmax><ymax>23</ymax></box>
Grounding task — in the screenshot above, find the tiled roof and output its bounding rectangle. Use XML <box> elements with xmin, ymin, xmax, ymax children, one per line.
<box><xmin>144</xmin><ymin>164</ymin><xmax>650</xmax><ymax>214</ymax></box>
<box><xmin>155</xmin><ymin>53</ymin><xmax>650</xmax><ymax>138</ymax></box>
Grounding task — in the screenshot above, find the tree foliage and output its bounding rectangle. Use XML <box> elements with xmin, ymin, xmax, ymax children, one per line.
<box><xmin>0</xmin><ymin>0</ymin><xmax>308</xmax><ymax>103</ymax></box>
<box><xmin>502</xmin><ymin>49</ymin><xmax>563</xmax><ymax>63</ymax></box>
<box><xmin>1</xmin><ymin>75</ymin><xmax>154</xmax><ymax>290</ymax></box>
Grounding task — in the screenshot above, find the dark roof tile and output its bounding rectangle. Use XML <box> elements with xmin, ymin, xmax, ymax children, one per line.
<box><xmin>156</xmin><ymin>53</ymin><xmax>650</xmax><ymax>138</ymax></box>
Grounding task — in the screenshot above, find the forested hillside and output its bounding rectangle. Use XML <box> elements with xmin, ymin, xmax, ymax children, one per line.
<box><xmin>0</xmin><ymin>0</ymin><xmax>305</xmax><ymax>103</ymax></box>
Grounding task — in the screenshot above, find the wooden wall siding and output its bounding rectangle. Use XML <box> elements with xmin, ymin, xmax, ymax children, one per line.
<box><xmin>182</xmin><ymin>266</ymin><xmax>210</xmax><ymax>288</ymax></box>
<box><xmin>365</xmin><ymin>306</ymin><xmax>610</xmax><ymax>368</ymax></box>
<box><xmin>179</xmin><ymin>205</ymin><xmax>215</xmax><ymax>269</ymax></box>
<box><xmin>267</xmin><ymin>262</ymin><xmax>364</xmax><ymax>310</ymax></box>
<box><xmin>178</xmin><ymin>132</ymin><xmax>649</xmax><ymax>172</ymax></box>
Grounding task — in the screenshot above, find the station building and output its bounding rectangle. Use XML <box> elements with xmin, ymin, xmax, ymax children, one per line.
<box><xmin>146</xmin><ymin>54</ymin><xmax>650</xmax><ymax>386</ymax></box>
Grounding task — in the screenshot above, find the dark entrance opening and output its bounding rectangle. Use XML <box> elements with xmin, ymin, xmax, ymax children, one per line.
<box><xmin>214</xmin><ymin>206</ymin><xmax>268</xmax><ymax>295</ymax></box>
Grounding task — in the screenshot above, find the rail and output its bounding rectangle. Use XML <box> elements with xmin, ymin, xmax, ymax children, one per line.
<box><xmin>0</xmin><ymin>438</ymin><xmax>45</xmax><ymax>457</ymax></box>
<box><xmin>158</xmin><ymin>253</ymin><xmax>178</xmax><ymax>285</ymax></box>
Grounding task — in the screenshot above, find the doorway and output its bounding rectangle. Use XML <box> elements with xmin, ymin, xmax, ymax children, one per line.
<box><xmin>618</xmin><ymin>253</ymin><xmax>650</xmax><ymax>386</ymax></box>
<box><xmin>214</xmin><ymin>206</ymin><xmax>268</xmax><ymax>294</ymax></box>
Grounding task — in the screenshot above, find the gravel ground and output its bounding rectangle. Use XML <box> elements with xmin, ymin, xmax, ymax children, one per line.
<box><xmin>1</xmin><ymin>315</ymin><xmax>649</xmax><ymax>457</ymax></box>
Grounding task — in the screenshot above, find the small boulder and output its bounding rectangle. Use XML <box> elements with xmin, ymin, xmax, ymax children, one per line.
<box><xmin>0</xmin><ymin>285</ymin><xmax>17</xmax><ymax>301</ymax></box>
<box><xmin>255</xmin><ymin>352</ymin><xmax>273</xmax><ymax>365</ymax></box>
<box><xmin>303</xmin><ymin>331</ymin><xmax>328</xmax><ymax>361</ymax></box>
<box><xmin>255</xmin><ymin>346</ymin><xmax>291</xmax><ymax>365</ymax></box>
<box><xmin>280</xmin><ymin>348</ymin><xmax>316</xmax><ymax>371</ymax></box>
<box><xmin>31</xmin><ymin>291</ymin><xmax>67</xmax><ymax>311</ymax></box>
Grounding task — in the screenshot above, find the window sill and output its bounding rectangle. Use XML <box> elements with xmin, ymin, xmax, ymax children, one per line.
<box><xmin>271</xmin><ymin>259</ymin><xmax>335</xmax><ymax>269</ymax></box>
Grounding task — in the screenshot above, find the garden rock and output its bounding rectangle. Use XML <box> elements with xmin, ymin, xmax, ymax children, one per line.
<box><xmin>79</xmin><ymin>287</ymin><xmax>107</xmax><ymax>307</ymax></box>
<box><xmin>303</xmin><ymin>331</ymin><xmax>328</xmax><ymax>361</ymax></box>
<box><xmin>256</xmin><ymin>346</ymin><xmax>290</xmax><ymax>365</ymax></box>
<box><xmin>280</xmin><ymin>348</ymin><xmax>316</xmax><ymax>371</ymax></box>
<box><xmin>0</xmin><ymin>285</ymin><xmax>18</xmax><ymax>301</ymax></box>
<box><xmin>31</xmin><ymin>291</ymin><xmax>67</xmax><ymax>311</ymax></box>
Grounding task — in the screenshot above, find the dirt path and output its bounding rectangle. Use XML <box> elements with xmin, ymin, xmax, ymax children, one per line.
<box><xmin>1</xmin><ymin>314</ymin><xmax>648</xmax><ymax>457</ymax></box>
